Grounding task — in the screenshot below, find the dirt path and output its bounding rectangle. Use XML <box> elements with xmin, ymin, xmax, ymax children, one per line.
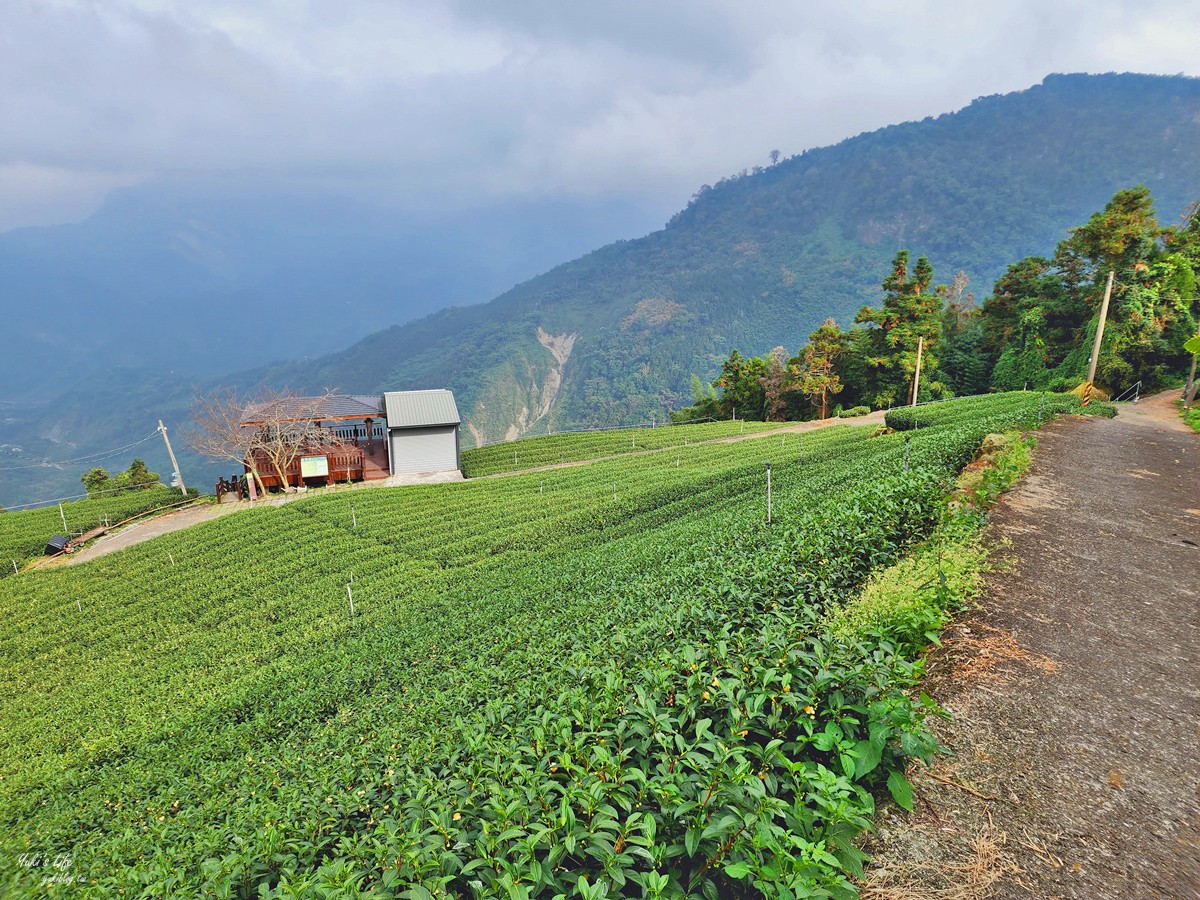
<box><xmin>864</xmin><ymin>392</ymin><xmax>1200</xmax><ymax>899</ymax></box>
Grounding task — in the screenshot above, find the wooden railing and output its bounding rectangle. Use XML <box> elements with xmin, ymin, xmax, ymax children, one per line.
<box><xmin>247</xmin><ymin>443</ymin><xmax>366</xmax><ymax>488</ymax></box>
<box><xmin>332</xmin><ymin>424</ymin><xmax>386</xmax><ymax>444</ymax></box>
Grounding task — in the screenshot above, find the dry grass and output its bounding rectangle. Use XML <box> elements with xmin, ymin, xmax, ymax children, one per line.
<box><xmin>1015</xmin><ymin>830</ymin><xmax>1064</xmax><ymax>870</ymax></box>
<box><xmin>860</xmin><ymin>824</ymin><xmax>1018</xmax><ymax>900</ymax></box>
<box><xmin>932</xmin><ymin>621</ymin><xmax>1058</xmax><ymax>688</ymax></box>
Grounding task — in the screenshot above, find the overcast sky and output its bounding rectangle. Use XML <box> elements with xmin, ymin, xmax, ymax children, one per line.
<box><xmin>2</xmin><ymin>0</ymin><xmax>1199</xmax><ymax>232</ymax></box>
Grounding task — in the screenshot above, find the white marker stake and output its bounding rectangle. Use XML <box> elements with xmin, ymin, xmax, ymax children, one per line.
<box><xmin>12</xmin><ymin>560</ymin><xmax>18</xmax><ymax>574</ymax></box>
<box><xmin>59</xmin><ymin>502</ymin><xmax>68</xmax><ymax>532</ymax></box>
<box><xmin>347</xmin><ymin>584</ymin><xmax>355</xmax><ymax>617</ymax></box>
<box><xmin>168</xmin><ymin>552</ymin><xmax>175</xmax><ymax>566</ymax></box>
<box><xmin>76</xmin><ymin>598</ymin><xmax>82</xmax><ymax>613</ymax></box>
<box><xmin>351</xmin><ymin>506</ymin><xmax>357</xmax><ymax>529</ymax></box>
<box><xmin>765</xmin><ymin>462</ymin><xmax>773</xmax><ymax>525</ymax></box>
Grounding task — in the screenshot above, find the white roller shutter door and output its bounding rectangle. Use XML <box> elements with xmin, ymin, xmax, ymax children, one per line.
<box><xmin>388</xmin><ymin>426</ymin><xmax>458</xmax><ymax>474</ymax></box>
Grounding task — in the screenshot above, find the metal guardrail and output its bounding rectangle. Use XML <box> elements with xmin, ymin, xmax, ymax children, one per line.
<box><xmin>1111</xmin><ymin>381</ymin><xmax>1142</xmax><ymax>403</ymax></box>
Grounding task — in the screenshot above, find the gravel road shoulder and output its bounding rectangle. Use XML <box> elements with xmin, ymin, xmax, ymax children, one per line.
<box><xmin>862</xmin><ymin>392</ymin><xmax>1200</xmax><ymax>899</ymax></box>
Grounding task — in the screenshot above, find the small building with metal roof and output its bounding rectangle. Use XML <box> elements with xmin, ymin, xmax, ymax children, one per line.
<box><xmin>382</xmin><ymin>389</ymin><xmax>461</xmax><ymax>475</ymax></box>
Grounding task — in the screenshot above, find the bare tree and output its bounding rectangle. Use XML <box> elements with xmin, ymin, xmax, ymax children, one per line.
<box><xmin>239</xmin><ymin>388</ymin><xmax>337</xmax><ymax>491</ymax></box>
<box><xmin>938</xmin><ymin>271</ymin><xmax>977</xmax><ymax>333</ymax></box>
<box><xmin>759</xmin><ymin>346</ymin><xmax>790</xmax><ymax>421</ymax></box>
<box><xmin>188</xmin><ymin>388</ymin><xmax>337</xmax><ymax>494</ymax></box>
<box><xmin>186</xmin><ymin>389</ymin><xmax>269</xmax><ymax>495</ymax></box>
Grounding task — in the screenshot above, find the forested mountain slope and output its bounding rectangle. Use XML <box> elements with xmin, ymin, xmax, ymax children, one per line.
<box><xmin>4</xmin><ymin>72</ymin><xmax>1199</xmax><ymax>507</ymax></box>
<box><xmin>269</xmin><ymin>73</ymin><xmax>1200</xmax><ymax>444</ymax></box>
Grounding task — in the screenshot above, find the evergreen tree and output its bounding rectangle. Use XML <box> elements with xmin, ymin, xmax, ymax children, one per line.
<box><xmin>113</xmin><ymin>458</ymin><xmax>160</xmax><ymax>490</ymax></box>
<box><xmin>714</xmin><ymin>350</ymin><xmax>768</xmax><ymax>419</ymax></box>
<box><xmin>982</xmin><ymin>187</ymin><xmax>1197</xmax><ymax>394</ymax></box>
<box><xmin>790</xmin><ymin>318</ymin><xmax>845</xmax><ymax>418</ymax></box>
<box><xmin>853</xmin><ymin>250</ymin><xmax>943</xmax><ymax>407</ymax></box>
<box><xmin>81</xmin><ymin>467</ymin><xmax>112</xmax><ymax>497</ymax></box>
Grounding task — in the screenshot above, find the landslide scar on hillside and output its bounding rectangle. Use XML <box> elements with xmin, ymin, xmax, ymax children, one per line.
<box><xmin>498</xmin><ymin>328</ymin><xmax>578</xmax><ymax>442</ymax></box>
<box><xmin>531</xmin><ymin>326</ymin><xmax>577</xmax><ymax>423</ymax></box>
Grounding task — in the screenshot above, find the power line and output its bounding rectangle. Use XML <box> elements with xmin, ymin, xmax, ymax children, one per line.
<box><xmin>1</xmin><ymin>481</ymin><xmax>169</xmax><ymax>512</ymax></box>
<box><xmin>0</xmin><ymin>431</ymin><xmax>160</xmax><ymax>472</ymax></box>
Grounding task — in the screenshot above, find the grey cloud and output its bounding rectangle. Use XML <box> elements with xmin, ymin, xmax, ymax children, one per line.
<box><xmin>1</xmin><ymin>0</ymin><xmax>1198</xmax><ymax>231</ymax></box>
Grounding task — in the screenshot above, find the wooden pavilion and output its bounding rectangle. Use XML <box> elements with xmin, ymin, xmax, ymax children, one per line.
<box><xmin>239</xmin><ymin>394</ymin><xmax>390</xmax><ymax>489</ymax></box>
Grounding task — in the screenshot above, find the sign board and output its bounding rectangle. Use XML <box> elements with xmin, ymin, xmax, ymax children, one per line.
<box><xmin>300</xmin><ymin>455</ymin><xmax>330</xmax><ymax>478</ymax></box>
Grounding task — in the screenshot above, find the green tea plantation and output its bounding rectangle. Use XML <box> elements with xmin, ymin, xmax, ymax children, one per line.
<box><xmin>0</xmin><ymin>392</ymin><xmax>1083</xmax><ymax>898</ymax></box>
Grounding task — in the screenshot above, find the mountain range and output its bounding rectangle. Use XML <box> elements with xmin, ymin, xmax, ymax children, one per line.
<box><xmin>266</xmin><ymin>72</ymin><xmax>1200</xmax><ymax>443</ymax></box>
<box><xmin>2</xmin><ymin>71</ymin><xmax>1198</xmax><ymax>507</ymax></box>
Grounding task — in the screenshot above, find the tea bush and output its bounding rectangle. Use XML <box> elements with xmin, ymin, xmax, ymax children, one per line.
<box><xmin>0</xmin><ymin>485</ymin><xmax>198</xmax><ymax>576</ymax></box>
<box><xmin>884</xmin><ymin>391</ymin><xmax>1083</xmax><ymax>432</ymax></box>
<box><xmin>0</xmin><ymin>392</ymin><xmax>1067</xmax><ymax>897</ymax></box>
<box><xmin>461</xmin><ymin>420</ymin><xmax>792</xmax><ymax>477</ymax></box>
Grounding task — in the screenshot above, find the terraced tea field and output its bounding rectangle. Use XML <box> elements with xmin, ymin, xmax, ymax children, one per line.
<box><xmin>460</xmin><ymin>418</ymin><xmax>795</xmax><ymax>477</ymax></box>
<box><xmin>0</xmin><ymin>485</ymin><xmax>198</xmax><ymax>578</ymax></box>
<box><xmin>0</xmin><ymin>392</ymin><xmax>1083</xmax><ymax>897</ymax></box>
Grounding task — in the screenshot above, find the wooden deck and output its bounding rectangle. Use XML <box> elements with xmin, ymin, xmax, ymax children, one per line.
<box><xmin>249</xmin><ymin>443</ymin><xmax>373</xmax><ymax>489</ymax></box>
<box><xmin>362</xmin><ymin>443</ymin><xmax>390</xmax><ymax>481</ymax></box>
<box><xmin>240</xmin><ymin>423</ymin><xmax>392</xmax><ymax>491</ymax></box>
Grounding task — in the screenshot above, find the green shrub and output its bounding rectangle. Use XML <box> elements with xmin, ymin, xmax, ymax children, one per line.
<box><xmin>885</xmin><ymin>391</ymin><xmax>1082</xmax><ymax>432</ymax></box>
<box><xmin>0</xmin><ymin>390</ymin><xmax>1079</xmax><ymax>895</ymax></box>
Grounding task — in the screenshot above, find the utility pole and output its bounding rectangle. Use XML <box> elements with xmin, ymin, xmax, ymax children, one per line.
<box><xmin>1082</xmin><ymin>270</ymin><xmax>1116</xmax><ymax>407</ymax></box>
<box><xmin>158</xmin><ymin>420</ymin><xmax>186</xmax><ymax>496</ymax></box>
<box><xmin>910</xmin><ymin>336</ymin><xmax>924</xmax><ymax>407</ymax></box>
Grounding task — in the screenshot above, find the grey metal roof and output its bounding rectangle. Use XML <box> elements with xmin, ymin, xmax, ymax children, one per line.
<box><xmin>383</xmin><ymin>389</ymin><xmax>461</xmax><ymax>428</ymax></box>
<box><xmin>349</xmin><ymin>395</ymin><xmax>387</xmax><ymax>414</ymax></box>
<box><xmin>241</xmin><ymin>394</ymin><xmax>384</xmax><ymax>425</ymax></box>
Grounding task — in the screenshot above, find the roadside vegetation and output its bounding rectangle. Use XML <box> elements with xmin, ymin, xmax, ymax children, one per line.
<box><xmin>825</xmin><ymin>429</ymin><xmax>1037</xmax><ymax>657</ymax></box>
<box><xmin>0</xmin><ymin>391</ymin><xmax>1090</xmax><ymax>897</ymax></box>
<box><xmin>677</xmin><ymin>187</ymin><xmax>1199</xmax><ymax>424</ymax></box>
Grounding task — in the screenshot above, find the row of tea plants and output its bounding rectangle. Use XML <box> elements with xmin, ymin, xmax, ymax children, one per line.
<box><xmin>0</xmin><ymin>392</ymin><xmax>1085</xmax><ymax>897</ymax></box>
<box><xmin>0</xmin><ymin>484</ymin><xmax>197</xmax><ymax>577</ymax></box>
<box><xmin>460</xmin><ymin>419</ymin><xmax>793</xmax><ymax>477</ymax></box>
